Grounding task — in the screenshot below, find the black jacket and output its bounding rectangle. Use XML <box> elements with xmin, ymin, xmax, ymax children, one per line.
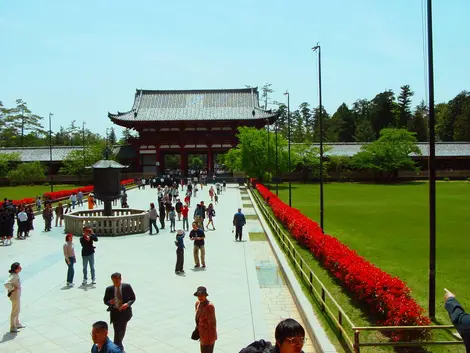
<box><xmin>80</xmin><ymin>234</ymin><xmax>98</xmax><ymax>256</ymax></box>
<box><xmin>103</xmin><ymin>283</ymin><xmax>136</xmax><ymax>324</ymax></box>
<box><xmin>239</xmin><ymin>340</ymin><xmax>304</xmax><ymax>353</ymax></box>
<box><xmin>445</xmin><ymin>297</ymin><xmax>470</xmax><ymax>352</ymax></box>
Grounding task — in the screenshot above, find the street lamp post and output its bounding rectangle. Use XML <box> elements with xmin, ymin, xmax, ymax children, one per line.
<box><xmin>275</xmin><ymin>119</ymin><xmax>279</xmax><ymax>196</ymax></box>
<box><xmin>312</xmin><ymin>43</ymin><xmax>324</xmax><ymax>232</ymax></box>
<box><xmin>82</xmin><ymin>122</ymin><xmax>86</xmax><ymax>170</ymax></box>
<box><xmin>267</xmin><ymin>120</ymin><xmax>270</xmax><ymax>189</ymax></box>
<box><xmin>426</xmin><ymin>0</ymin><xmax>437</xmax><ymax>320</ymax></box>
<box><xmin>284</xmin><ymin>91</ymin><xmax>291</xmax><ymax>207</ymax></box>
<box><xmin>48</xmin><ymin>113</ymin><xmax>54</xmax><ymax>192</ymax></box>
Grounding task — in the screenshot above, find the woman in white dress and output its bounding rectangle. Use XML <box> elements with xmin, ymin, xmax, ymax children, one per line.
<box><xmin>4</xmin><ymin>262</ymin><xmax>25</xmax><ymax>333</ymax></box>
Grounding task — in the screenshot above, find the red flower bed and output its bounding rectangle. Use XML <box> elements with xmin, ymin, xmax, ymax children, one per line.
<box><xmin>8</xmin><ymin>179</ymin><xmax>135</xmax><ymax>206</ymax></box>
<box><xmin>11</xmin><ymin>198</ymin><xmax>36</xmax><ymax>207</ymax></box>
<box><xmin>255</xmin><ymin>183</ymin><xmax>431</xmax><ymax>340</ymax></box>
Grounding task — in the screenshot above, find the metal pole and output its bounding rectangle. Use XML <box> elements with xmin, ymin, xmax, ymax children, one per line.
<box><xmin>275</xmin><ymin>119</ymin><xmax>279</xmax><ymax>196</ymax></box>
<box><xmin>286</xmin><ymin>92</ymin><xmax>291</xmax><ymax>207</ymax></box>
<box><xmin>82</xmin><ymin>122</ymin><xmax>86</xmax><ymax>168</ymax></box>
<box><xmin>427</xmin><ymin>0</ymin><xmax>436</xmax><ymax>320</ymax></box>
<box><xmin>49</xmin><ymin>113</ymin><xmax>53</xmax><ymax>192</ymax></box>
<box><xmin>313</xmin><ymin>43</ymin><xmax>324</xmax><ymax>232</ymax></box>
<box><xmin>21</xmin><ymin>109</ymin><xmax>24</xmax><ymax>147</ymax></box>
<box><xmin>267</xmin><ymin>121</ymin><xmax>270</xmax><ymax>188</ymax></box>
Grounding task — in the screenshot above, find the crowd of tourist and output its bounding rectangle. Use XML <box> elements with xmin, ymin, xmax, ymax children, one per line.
<box><xmin>1</xmin><ymin>177</ymin><xmax>325</xmax><ymax>353</ymax></box>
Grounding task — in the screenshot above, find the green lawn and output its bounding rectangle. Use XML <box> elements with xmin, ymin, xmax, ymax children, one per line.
<box><xmin>0</xmin><ymin>184</ymin><xmax>81</xmax><ymax>200</ymax></box>
<box><xmin>273</xmin><ymin>182</ymin><xmax>470</xmax><ymax>352</ymax></box>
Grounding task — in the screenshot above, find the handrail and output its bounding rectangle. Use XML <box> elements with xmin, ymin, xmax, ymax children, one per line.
<box><xmin>248</xmin><ymin>184</ymin><xmax>463</xmax><ymax>352</ymax></box>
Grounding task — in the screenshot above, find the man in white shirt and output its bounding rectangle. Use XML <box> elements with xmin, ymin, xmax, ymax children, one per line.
<box><xmin>17</xmin><ymin>208</ymin><xmax>28</xmax><ymax>239</ymax></box>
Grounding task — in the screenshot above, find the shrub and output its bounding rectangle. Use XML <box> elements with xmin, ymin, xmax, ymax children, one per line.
<box><xmin>43</xmin><ymin>182</ymin><xmax>50</xmax><ymax>186</ymax></box>
<box><xmin>467</xmin><ymin>177</ymin><xmax>470</xmax><ymax>182</ymax></box>
<box><xmin>443</xmin><ymin>177</ymin><xmax>450</xmax><ymax>182</ymax></box>
<box><xmin>7</xmin><ymin>162</ymin><xmax>45</xmax><ymax>186</ymax></box>
<box><xmin>256</xmin><ymin>183</ymin><xmax>431</xmax><ymax>341</ymax></box>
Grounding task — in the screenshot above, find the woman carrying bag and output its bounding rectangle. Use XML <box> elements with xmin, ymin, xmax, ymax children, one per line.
<box><xmin>4</xmin><ymin>262</ymin><xmax>26</xmax><ymax>333</ymax></box>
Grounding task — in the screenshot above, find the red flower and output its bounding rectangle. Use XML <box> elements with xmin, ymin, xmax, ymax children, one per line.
<box><xmin>256</xmin><ymin>183</ymin><xmax>431</xmax><ymax>341</ymax></box>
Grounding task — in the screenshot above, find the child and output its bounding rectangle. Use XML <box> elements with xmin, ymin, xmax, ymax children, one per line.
<box><xmin>214</xmin><ymin>193</ymin><xmax>219</xmax><ymax>205</ymax></box>
<box><xmin>36</xmin><ymin>196</ymin><xmax>42</xmax><ymax>211</ymax></box>
<box><xmin>169</xmin><ymin>206</ymin><xmax>176</xmax><ymax>232</ymax></box>
<box><xmin>174</xmin><ymin>229</ymin><xmax>185</xmax><ymax>274</ymax></box>
<box><xmin>184</xmin><ymin>194</ymin><xmax>191</xmax><ymax>207</ymax></box>
<box><xmin>181</xmin><ymin>204</ymin><xmax>189</xmax><ymax>231</ymax></box>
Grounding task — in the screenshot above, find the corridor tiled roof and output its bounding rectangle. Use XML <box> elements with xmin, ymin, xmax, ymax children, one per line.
<box><xmin>295</xmin><ymin>142</ymin><xmax>470</xmax><ymax>157</ymax></box>
<box><xmin>108</xmin><ymin>88</ymin><xmax>278</xmax><ymax>123</ymax></box>
<box><xmin>0</xmin><ymin>146</ymin><xmax>84</xmax><ymax>162</ymax></box>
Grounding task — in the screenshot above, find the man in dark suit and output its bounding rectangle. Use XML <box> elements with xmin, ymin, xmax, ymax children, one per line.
<box><xmin>103</xmin><ymin>272</ymin><xmax>136</xmax><ymax>352</ymax></box>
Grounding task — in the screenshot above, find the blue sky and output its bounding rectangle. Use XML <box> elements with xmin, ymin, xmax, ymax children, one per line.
<box><xmin>1</xmin><ymin>0</ymin><xmax>469</xmax><ymax>138</ymax></box>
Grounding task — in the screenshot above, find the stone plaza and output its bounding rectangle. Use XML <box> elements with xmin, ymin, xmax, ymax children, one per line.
<box><xmin>0</xmin><ymin>184</ymin><xmax>332</xmax><ymax>353</ymax></box>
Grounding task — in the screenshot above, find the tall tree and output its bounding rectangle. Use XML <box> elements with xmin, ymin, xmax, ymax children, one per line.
<box><xmin>291</xmin><ymin>110</ymin><xmax>305</xmax><ymax>143</ymax></box>
<box><xmin>397</xmin><ymin>85</ymin><xmax>414</xmax><ymax>128</ymax></box>
<box><xmin>369</xmin><ymin>90</ymin><xmax>398</xmax><ymax>138</ymax></box>
<box><xmin>453</xmin><ymin>97</ymin><xmax>470</xmax><ymax>141</ymax></box>
<box><xmin>312</xmin><ymin>106</ymin><xmax>330</xmax><ymax>142</ymax></box>
<box><xmin>328</xmin><ymin>103</ymin><xmax>355</xmax><ymax>142</ymax></box>
<box><xmin>299</xmin><ymin>102</ymin><xmax>313</xmax><ymax>141</ymax></box>
<box><xmin>408</xmin><ymin>101</ymin><xmax>428</xmax><ymax>142</ymax></box>
<box><xmin>354</xmin><ymin>119</ymin><xmax>376</xmax><ymax>142</ymax></box>
<box><xmin>2</xmin><ymin>99</ymin><xmax>45</xmax><ymax>147</ymax></box>
<box><xmin>108</xmin><ymin>127</ymin><xmax>117</xmax><ymax>145</ymax></box>
<box><xmin>260</xmin><ymin>83</ymin><xmax>274</xmax><ymax>109</ymax></box>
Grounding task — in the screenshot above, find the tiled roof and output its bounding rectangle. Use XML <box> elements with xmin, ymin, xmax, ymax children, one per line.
<box><xmin>108</xmin><ymin>88</ymin><xmax>278</xmax><ymax>123</ymax></box>
<box><xmin>295</xmin><ymin>142</ymin><xmax>470</xmax><ymax>157</ymax></box>
<box><xmin>0</xmin><ymin>146</ymin><xmax>84</xmax><ymax>162</ymax></box>
<box><xmin>1</xmin><ymin>143</ymin><xmax>469</xmax><ymax>163</ymax></box>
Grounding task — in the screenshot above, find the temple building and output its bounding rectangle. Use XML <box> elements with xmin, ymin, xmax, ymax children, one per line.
<box><xmin>108</xmin><ymin>88</ymin><xmax>278</xmax><ymax>175</ymax></box>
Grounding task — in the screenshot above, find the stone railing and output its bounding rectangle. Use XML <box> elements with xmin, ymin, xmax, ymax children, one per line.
<box><xmin>64</xmin><ymin>208</ymin><xmax>149</xmax><ymax>236</ymax></box>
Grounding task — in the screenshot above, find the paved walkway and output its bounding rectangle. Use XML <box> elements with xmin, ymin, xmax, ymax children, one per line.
<box><xmin>0</xmin><ymin>183</ymin><xmax>317</xmax><ymax>353</ymax></box>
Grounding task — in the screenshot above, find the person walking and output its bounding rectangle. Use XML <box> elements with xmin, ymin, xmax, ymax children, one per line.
<box><xmin>80</xmin><ymin>226</ymin><xmax>98</xmax><ymax>285</ymax></box>
<box><xmin>77</xmin><ymin>191</ymin><xmax>84</xmax><ymax>207</ymax></box>
<box><xmin>209</xmin><ymin>186</ymin><xmax>215</xmax><ymax>202</ymax></box>
<box><xmin>103</xmin><ymin>272</ymin><xmax>136</xmax><ymax>352</ymax></box>
<box><xmin>4</xmin><ymin>262</ymin><xmax>26</xmax><ymax>333</ymax></box>
<box><xmin>206</xmin><ymin>203</ymin><xmax>216</xmax><ymax>231</ymax></box>
<box><xmin>55</xmin><ymin>202</ymin><xmax>64</xmax><ymax>227</ymax></box>
<box><xmin>70</xmin><ymin>193</ymin><xmax>77</xmax><ymax>209</ymax></box>
<box><xmin>169</xmin><ymin>206</ymin><xmax>177</xmax><ymax>232</ymax></box>
<box><xmin>175</xmin><ymin>229</ymin><xmax>185</xmax><ymax>274</ymax></box>
<box><xmin>175</xmin><ymin>198</ymin><xmax>183</xmax><ymax>221</ymax></box>
<box><xmin>189</xmin><ymin>222</ymin><xmax>206</xmax><ymax>268</ymax></box>
<box><xmin>159</xmin><ymin>202</ymin><xmax>166</xmax><ymax>229</ymax></box>
<box><xmin>88</xmin><ymin>193</ymin><xmax>95</xmax><ymax>210</ymax></box>
<box><xmin>17</xmin><ymin>206</ymin><xmax>28</xmax><ymax>239</ymax></box>
<box><xmin>63</xmin><ymin>234</ymin><xmax>76</xmax><ymax>287</ymax></box>
<box><xmin>148</xmin><ymin>203</ymin><xmax>159</xmax><ymax>235</ymax></box>
<box><xmin>91</xmin><ymin>321</ymin><xmax>122</xmax><ymax>353</ymax></box>
<box><xmin>42</xmin><ymin>203</ymin><xmax>53</xmax><ymax>232</ymax></box>
<box><xmin>26</xmin><ymin>206</ymin><xmax>35</xmax><ymax>233</ymax></box>
<box><xmin>182</xmin><ymin>204</ymin><xmax>190</xmax><ymax>231</ymax></box>
<box><xmin>233</xmin><ymin>208</ymin><xmax>246</xmax><ymax>242</ymax></box>
<box><xmin>193</xmin><ymin>286</ymin><xmax>217</xmax><ymax>353</ymax></box>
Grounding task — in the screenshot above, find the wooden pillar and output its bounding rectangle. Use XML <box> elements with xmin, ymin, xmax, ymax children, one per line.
<box><xmin>180</xmin><ymin>149</ymin><xmax>188</xmax><ymax>177</ymax></box>
<box><xmin>155</xmin><ymin>147</ymin><xmax>161</xmax><ymax>175</ymax></box>
<box><xmin>207</xmin><ymin>147</ymin><xmax>213</xmax><ymax>175</ymax></box>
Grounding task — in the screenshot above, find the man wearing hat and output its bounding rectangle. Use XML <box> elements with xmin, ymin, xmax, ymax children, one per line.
<box><xmin>175</xmin><ymin>229</ymin><xmax>185</xmax><ymax>274</ymax></box>
<box><xmin>194</xmin><ymin>286</ymin><xmax>217</xmax><ymax>353</ymax></box>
